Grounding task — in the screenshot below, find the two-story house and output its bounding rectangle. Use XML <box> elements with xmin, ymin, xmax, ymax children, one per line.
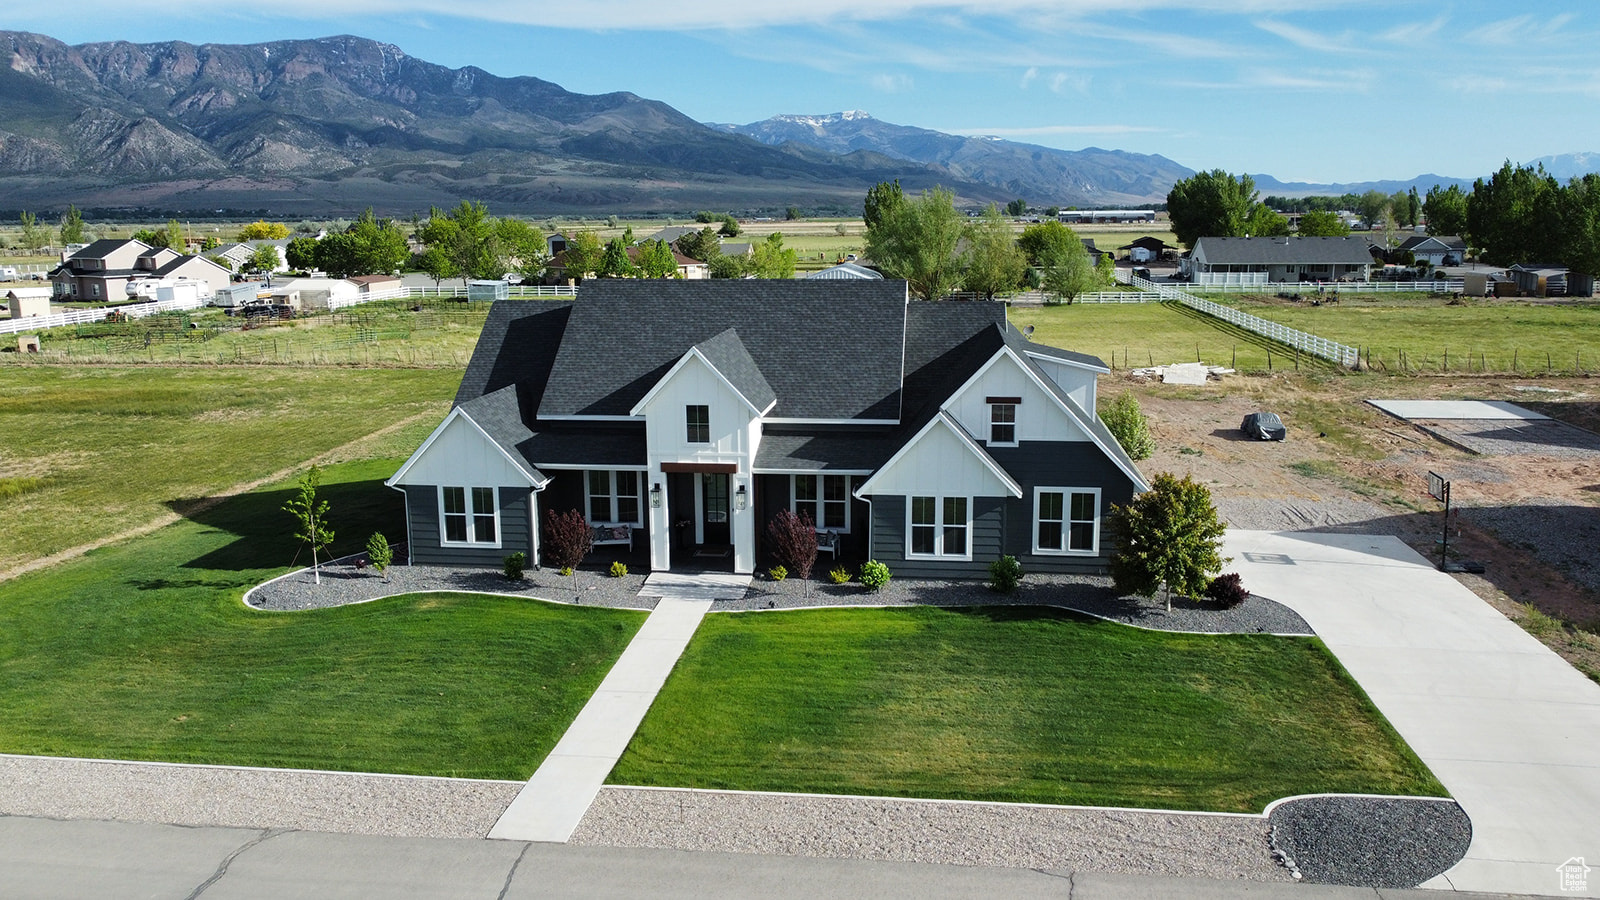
<box><xmin>388</xmin><ymin>281</ymin><xmax>1147</xmax><ymax>577</ymax></box>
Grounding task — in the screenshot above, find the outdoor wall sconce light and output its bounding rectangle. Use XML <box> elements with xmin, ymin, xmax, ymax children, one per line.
<box><xmin>650</xmin><ymin>482</ymin><xmax>663</xmax><ymax>508</ymax></box>
<box><xmin>735</xmin><ymin>482</ymin><xmax>748</xmax><ymax>511</ymax></box>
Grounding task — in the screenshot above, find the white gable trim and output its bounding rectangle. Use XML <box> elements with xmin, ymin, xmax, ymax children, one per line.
<box><xmin>386</xmin><ymin>407</ymin><xmax>547</xmax><ymax>489</ymax></box>
<box><xmin>1024</xmin><ymin>348</ymin><xmax>1109</xmax><ymax>375</ymax></box>
<box><xmin>629</xmin><ymin>347</ymin><xmax>771</xmax><ymax>417</ymax></box>
<box><xmin>855</xmin><ymin>411</ymin><xmax>1021</xmax><ymax>499</ymax></box>
<box><xmin>950</xmin><ymin>346</ymin><xmax>1149</xmax><ymax>493</ymax></box>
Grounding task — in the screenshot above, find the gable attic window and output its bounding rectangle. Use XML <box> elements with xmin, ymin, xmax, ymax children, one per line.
<box><xmin>686</xmin><ymin>405</ymin><xmax>710</xmax><ymax>443</ymax></box>
<box><xmin>988</xmin><ymin>397</ymin><xmax>1019</xmax><ymax>445</ymax></box>
<box><xmin>440</xmin><ymin>486</ymin><xmax>499</xmax><ymax>546</ymax></box>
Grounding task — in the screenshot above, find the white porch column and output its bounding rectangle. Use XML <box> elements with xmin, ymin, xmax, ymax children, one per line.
<box><xmin>732</xmin><ymin>473</ymin><xmax>755</xmax><ymax>575</ymax></box>
<box><xmin>648</xmin><ymin>472</ymin><xmax>671</xmax><ymax>572</ymax></box>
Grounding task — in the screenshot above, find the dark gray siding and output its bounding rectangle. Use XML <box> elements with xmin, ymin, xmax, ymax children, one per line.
<box><xmin>988</xmin><ymin>440</ymin><xmax>1140</xmax><ymax>574</ymax></box>
<box><xmin>865</xmin><ymin>494</ymin><xmax>1004</xmax><ymax>579</ymax></box>
<box><xmin>404</xmin><ymin>485</ymin><xmax>533</xmax><ymax>569</ymax></box>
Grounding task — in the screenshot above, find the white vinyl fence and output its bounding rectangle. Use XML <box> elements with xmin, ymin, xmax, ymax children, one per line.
<box><xmin>1187</xmin><ymin>280</ymin><xmax>1463</xmax><ymax>295</ymax></box>
<box><xmin>3</xmin><ymin>284</ymin><xmax>578</xmax><ymax>334</ymax></box>
<box><xmin>0</xmin><ymin>295</ymin><xmax>209</xmax><ymax>337</ymax></box>
<box><xmin>1124</xmin><ymin>274</ymin><xmax>1360</xmax><ymax>368</ymax></box>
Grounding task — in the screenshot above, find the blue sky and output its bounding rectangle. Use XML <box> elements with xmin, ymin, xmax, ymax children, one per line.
<box><xmin>15</xmin><ymin>1</ymin><xmax>1596</xmax><ymax>185</ymax></box>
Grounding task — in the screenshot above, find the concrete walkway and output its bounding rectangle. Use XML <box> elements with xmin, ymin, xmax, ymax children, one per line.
<box><xmin>1225</xmin><ymin>530</ymin><xmax>1600</xmax><ymax>899</ymax></box>
<box><xmin>488</xmin><ymin>593</ymin><xmax>717</xmax><ymax>843</ymax></box>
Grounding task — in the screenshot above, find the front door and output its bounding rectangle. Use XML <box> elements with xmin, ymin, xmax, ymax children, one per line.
<box><xmin>702</xmin><ymin>473</ymin><xmax>730</xmax><ymax>546</ymax></box>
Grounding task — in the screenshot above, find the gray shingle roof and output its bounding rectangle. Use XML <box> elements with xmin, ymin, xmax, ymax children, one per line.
<box><xmin>454</xmin><ymin>301</ymin><xmax>575</xmax><ymax>409</ymax></box>
<box><xmin>540</xmin><ymin>280</ymin><xmax>909</xmax><ymax>420</ymax></box>
<box><xmin>693</xmin><ymin>328</ymin><xmax>776</xmax><ymax>412</ymax></box>
<box><xmin>755</xmin><ymin>429</ymin><xmax>901</xmax><ymax>471</ymax></box>
<box><xmin>1194</xmin><ymin>236</ymin><xmax>1375</xmax><ymax>265</ymax></box>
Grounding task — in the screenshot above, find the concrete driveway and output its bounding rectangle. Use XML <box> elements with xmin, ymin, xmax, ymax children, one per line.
<box><xmin>1226</xmin><ymin>530</ymin><xmax>1600</xmax><ymax>898</ymax></box>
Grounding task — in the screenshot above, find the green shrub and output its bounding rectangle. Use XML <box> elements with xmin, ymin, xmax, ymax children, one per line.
<box><xmin>559</xmin><ymin>566</ymin><xmax>574</xmax><ymax>577</ymax></box>
<box><xmin>1204</xmin><ymin>572</ymin><xmax>1249</xmax><ymax>608</ymax></box>
<box><xmin>768</xmin><ymin>565</ymin><xmax>788</xmax><ymax>582</ymax></box>
<box><xmin>366</xmin><ymin>532</ymin><xmax>392</xmax><ymax>580</ymax></box>
<box><xmin>989</xmin><ymin>555</ymin><xmax>1023</xmax><ymax>593</ymax></box>
<box><xmin>609</xmin><ymin>561</ymin><xmax>628</xmax><ymax>578</ymax></box>
<box><xmin>829</xmin><ymin>565</ymin><xmax>852</xmax><ymax>584</ymax></box>
<box><xmin>859</xmin><ymin>559</ymin><xmax>891</xmax><ymax>591</ymax></box>
<box><xmin>503</xmin><ymin>552</ymin><xmax>527</xmax><ymax>581</ymax></box>
<box><xmin>1099</xmin><ymin>392</ymin><xmax>1156</xmax><ymax>461</ymax></box>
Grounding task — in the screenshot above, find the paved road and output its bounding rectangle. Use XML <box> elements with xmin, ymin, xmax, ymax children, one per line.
<box><xmin>1</xmin><ymin>815</ymin><xmax>1541</xmax><ymax>899</ymax></box>
<box><xmin>1226</xmin><ymin>530</ymin><xmax>1600</xmax><ymax>899</ymax></box>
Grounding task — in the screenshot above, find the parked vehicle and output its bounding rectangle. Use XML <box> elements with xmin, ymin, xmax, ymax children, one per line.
<box><xmin>1241</xmin><ymin>412</ymin><xmax>1287</xmax><ymax>441</ymax></box>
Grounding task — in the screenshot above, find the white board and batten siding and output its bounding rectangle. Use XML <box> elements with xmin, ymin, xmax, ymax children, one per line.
<box><xmin>1025</xmin><ymin>355</ymin><xmax>1098</xmax><ymax>414</ymax></box>
<box><xmin>862</xmin><ymin>417</ymin><xmax>1019</xmax><ymax>499</ymax></box>
<box><xmin>390</xmin><ymin>411</ymin><xmax>538</xmax><ymax>489</ymax></box>
<box><xmin>943</xmin><ymin>351</ymin><xmax>1092</xmax><ymax>445</ymax></box>
<box><xmin>636</xmin><ymin>354</ymin><xmax>761</xmax><ymax>468</ymax></box>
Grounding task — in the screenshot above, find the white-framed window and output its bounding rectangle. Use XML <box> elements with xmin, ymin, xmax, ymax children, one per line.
<box><xmin>91</xmin><ymin>283</ymin><xmax>100</xmax><ymax>298</ymax></box>
<box><xmin>908</xmin><ymin>495</ymin><xmax>970</xmax><ymax>559</ymax></box>
<box><xmin>686</xmin><ymin>405</ymin><xmax>709</xmax><ymax>443</ymax></box>
<box><xmin>1034</xmin><ymin>487</ymin><xmax>1100</xmax><ymax>555</ymax></box>
<box><xmin>440</xmin><ymin>485</ymin><xmax>499</xmax><ymax>546</ymax></box>
<box><xmin>792</xmin><ymin>474</ymin><xmax>850</xmax><ymax>531</ymax></box>
<box><xmin>989</xmin><ymin>400</ymin><xmax>1017</xmax><ymax>445</ymax></box>
<box><xmin>586</xmin><ymin>470</ymin><xmax>643</xmax><ymax>525</ymax></box>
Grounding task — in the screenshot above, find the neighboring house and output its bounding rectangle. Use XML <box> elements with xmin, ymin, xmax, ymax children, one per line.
<box><xmin>51</xmin><ymin>239</ymin><xmax>231</xmax><ymax>301</ymax></box>
<box><xmin>1183</xmin><ymin>236</ymin><xmax>1374</xmax><ymax>285</ymax></box>
<box><xmin>1395</xmin><ymin>235</ymin><xmax>1467</xmax><ymax>266</ymax></box>
<box><xmin>546</xmin><ymin>233</ymin><xmax>569</xmax><ymax>257</ymax></box>
<box><xmin>719</xmin><ymin>242</ymin><xmax>753</xmax><ymax>258</ymax></box>
<box><xmin>1081</xmin><ymin>239</ymin><xmax>1112</xmax><ymax>265</ymax></box>
<box><xmin>805</xmin><ymin>262</ymin><xmax>883</xmax><ymax>280</ymax></box>
<box><xmin>645</xmin><ymin>226</ymin><xmax>700</xmax><ymax>246</ymax></box>
<box><xmin>1118</xmin><ymin>236</ymin><xmax>1177</xmax><ymax>263</ymax></box>
<box><xmin>211</xmin><ymin>240</ymin><xmax>292</xmax><ymax>275</ymax></box>
<box><xmin>388</xmin><ymin>281</ymin><xmax>1147</xmax><ymax>578</ymax></box>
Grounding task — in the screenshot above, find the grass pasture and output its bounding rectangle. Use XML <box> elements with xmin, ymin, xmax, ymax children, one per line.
<box><xmin>0</xmin><ymin>458</ymin><xmax>645</xmax><ymax>777</ymax></box>
<box><xmin>1221</xmin><ymin>295</ymin><xmax>1600</xmax><ymax>376</ymax></box>
<box><xmin>0</xmin><ymin>365</ymin><xmax>459</xmax><ymax>573</ymax></box>
<box><xmin>1008</xmin><ymin>301</ymin><xmax>1323</xmax><ymax>373</ymax></box>
<box><xmin>610</xmin><ymin>606</ymin><xmax>1443</xmax><ymax>813</ymax></box>
<box><xmin>15</xmin><ymin>299</ymin><xmax>494</xmax><ymax>367</ymax></box>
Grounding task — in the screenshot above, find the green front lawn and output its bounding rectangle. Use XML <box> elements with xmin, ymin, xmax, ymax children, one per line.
<box><xmin>0</xmin><ymin>459</ymin><xmax>644</xmax><ymax>779</ymax></box>
<box><xmin>610</xmin><ymin>606</ymin><xmax>1443</xmax><ymax>812</ymax></box>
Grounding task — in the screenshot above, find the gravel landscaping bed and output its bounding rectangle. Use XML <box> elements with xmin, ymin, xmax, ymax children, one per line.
<box><xmin>1464</xmin><ymin>500</ymin><xmax>1600</xmax><ymax>595</ymax></box>
<box><xmin>245</xmin><ymin>552</ymin><xmax>655</xmax><ymax>611</ymax></box>
<box><xmin>0</xmin><ymin>755</ymin><xmax>520</xmax><ymax>840</ymax></box>
<box><xmin>723</xmin><ymin>572</ymin><xmax>1312</xmax><ymax>635</ymax></box>
<box><xmin>1267</xmin><ymin>795</ymin><xmax>1470</xmax><ymax>888</ymax></box>
<box><xmin>571</xmin><ymin>787</ymin><xmax>1290</xmax><ymax>882</ymax></box>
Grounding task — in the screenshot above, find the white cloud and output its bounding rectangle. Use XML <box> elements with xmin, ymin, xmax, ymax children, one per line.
<box><xmin>21</xmin><ymin>0</ymin><xmax>1386</xmax><ymax>34</ymax></box>
<box><xmin>1380</xmin><ymin>16</ymin><xmax>1447</xmax><ymax>43</ymax></box>
<box><xmin>1254</xmin><ymin>18</ymin><xmax>1356</xmax><ymax>53</ymax></box>
<box><xmin>870</xmin><ymin>72</ymin><xmax>915</xmax><ymax>93</ymax></box>
<box><xmin>1020</xmin><ymin>67</ymin><xmax>1039</xmax><ymax>88</ymax></box>
<box><xmin>1050</xmin><ymin>72</ymin><xmax>1089</xmax><ymax>94</ymax></box>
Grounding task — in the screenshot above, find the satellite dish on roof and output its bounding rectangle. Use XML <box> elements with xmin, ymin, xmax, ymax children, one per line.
<box><xmin>1023</xmin><ymin>324</ymin><xmax>1035</xmax><ymax>339</ymax></box>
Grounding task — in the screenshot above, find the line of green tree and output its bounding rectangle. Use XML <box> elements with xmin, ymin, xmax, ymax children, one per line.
<box><xmin>862</xmin><ymin>181</ymin><xmax>1114</xmax><ymax>303</ymax></box>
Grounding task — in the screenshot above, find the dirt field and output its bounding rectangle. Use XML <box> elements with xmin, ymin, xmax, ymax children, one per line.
<box><xmin>1106</xmin><ymin>372</ymin><xmax>1600</xmax><ymax>682</ymax></box>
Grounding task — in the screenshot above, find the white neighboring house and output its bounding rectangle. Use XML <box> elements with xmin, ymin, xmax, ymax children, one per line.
<box><xmin>1184</xmin><ymin>236</ymin><xmax>1374</xmax><ymax>285</ymax></box>
<box><xmin>212</xmin><ymin>240</ymin><xmax>292</xmax><ymax>277</ymax></box>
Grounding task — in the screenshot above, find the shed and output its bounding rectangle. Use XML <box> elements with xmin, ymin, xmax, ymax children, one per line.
<box><xmin>6</xmin><ymin>288</ymin><xmax>52</xmax><ymax>319</ymax></box>
<box><xmin>468</xmin><ymin>280</ymin><xmax>510</xmax><ymax>301</ymax></box>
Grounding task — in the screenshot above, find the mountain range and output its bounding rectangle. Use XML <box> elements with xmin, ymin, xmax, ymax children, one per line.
<box><xmin>1</xmin><ymin>31</ymin><xmax>1595</xmax><ymax>217</ymax></box>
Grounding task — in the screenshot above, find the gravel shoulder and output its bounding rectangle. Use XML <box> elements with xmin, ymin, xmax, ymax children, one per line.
<box><xmin>571</xmin><ymin>787</ymin><xmax>1290</xmax><ymax>882</ymax></box>
<box><xmin>1268</xmin><ymin>795</ymin><xmax>1471</xmax><ymax>888</ymax></box>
